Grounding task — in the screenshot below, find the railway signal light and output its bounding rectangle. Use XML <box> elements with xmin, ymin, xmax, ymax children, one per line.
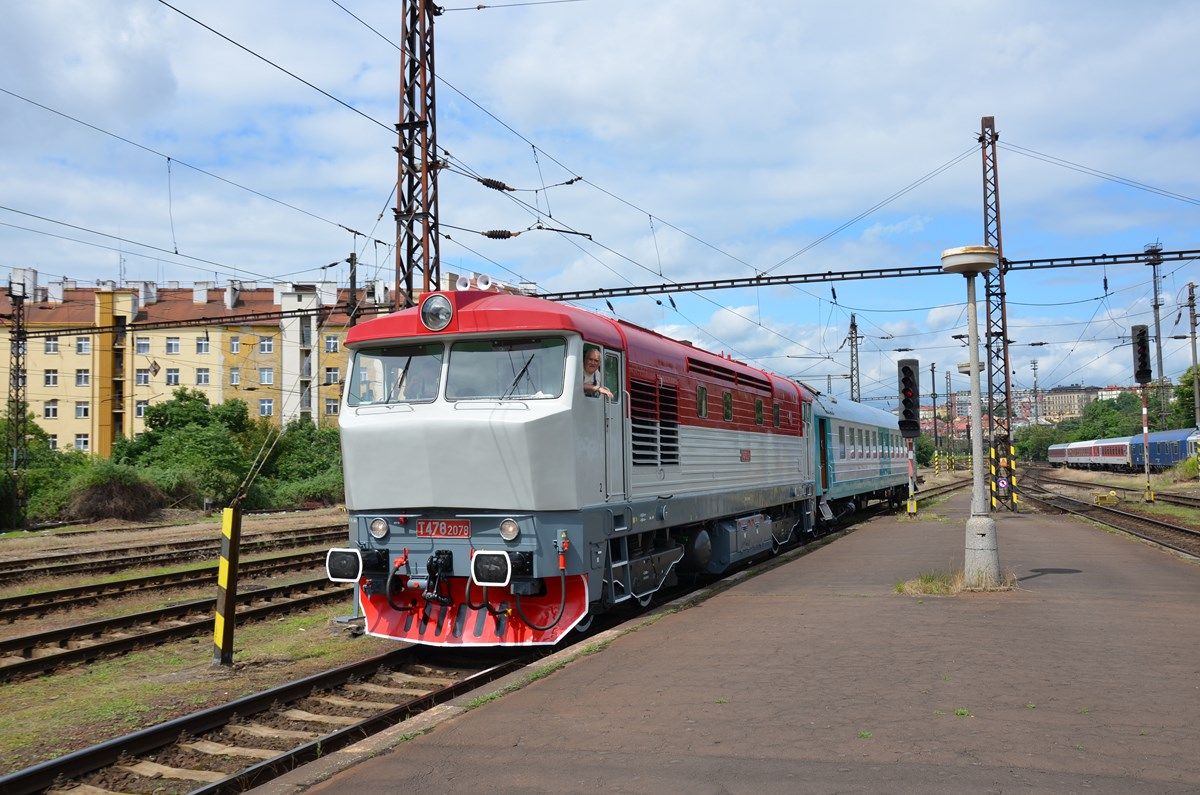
<box><xmin>897</xmin><ymin>359</ymin><xmax>920</xmax><ymax>438</ymax></box>
<box><xmin>1131</xmin><ymin>325</ymin><xmax>1152</xmax><ymax>384</ymax></box>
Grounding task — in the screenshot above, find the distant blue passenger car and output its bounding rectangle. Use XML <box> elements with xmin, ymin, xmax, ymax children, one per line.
<box><xmin>1129</xmin><ymin>428</ymin><xmax>1198</xmax><ymax>470</ymax></box>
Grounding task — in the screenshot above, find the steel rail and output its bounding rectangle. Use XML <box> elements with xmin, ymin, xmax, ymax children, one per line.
<box><xmin>0</xmin><ymin>526</ymin><xmax>344</xmax><ymax>581</ymax></box>
<box><xmin>0</xmin><ymin>578</ymin><xmax>351</xmax><ymax>681</ymax></box>
<box><xmin>1030</xmin><ymin>471</ymin><xmax>1200</xmax><ymax>510</ymax></box>
<box><xmin>1023</xmin><ymin>484</ymin><xmax>1200</xmax><ymax>557</ymax></box>
<box><xmin>0</xmin><ymin>550</ymin><xmax>325</xmax><ymax>622</ymax></box>
<box><xmin>0</xmin><ymin>647</ymin><xmax>424</xmax><ymax>795</ymax></box>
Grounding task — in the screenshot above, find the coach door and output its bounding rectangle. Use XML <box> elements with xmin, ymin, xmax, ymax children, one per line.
<box><xmin>603</xmin><ymin>350</ymin><xmax>626</xmax><ymax>500</ymax></box>
<box><xmin>817</xmin><ymin>417</ymin><xmax>830</xmax><ymax>491</ymax></box>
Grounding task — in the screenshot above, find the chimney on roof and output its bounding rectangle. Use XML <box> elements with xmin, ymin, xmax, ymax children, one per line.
<box><xmin>8</xmin><ymin>268</ymin><xmax>38</xmax><ymax>300</ymax></box>
<box><xmin>166</xmin><ymin>280</ymin><xmax>179</xmax><ymax>289</ymax></box>
<box><xmin>47</xmin><ymin>280</ymin><xmax>65</xmax><ymax>303</ymax></box>
<box><xmin>192</xmin><ymin>281</ymin><xmax>210</xmax><ymax>304</ymax></box>
<box><xmin>272</xmin><ymin>282</ymin><xmax>291</xmax><ymax>305</ymax></box>
<box><xmin>225</xmin><ymin>281</ymin><xmax>240</xmax><ymax>310</ymax></box>
<box><xmin>128</xmin><ymin>281</ymin><xmax>157</xmax><ymax>305</ymax></box>
<box><xmin>370</xmin><ymin>280</ymin><xmax>388</xmax><ymax>304</ymax></box>
<box><xmin>97</xmin><ymin>280</ymin><xmax>115</xmax><ymax>292</ymax></box>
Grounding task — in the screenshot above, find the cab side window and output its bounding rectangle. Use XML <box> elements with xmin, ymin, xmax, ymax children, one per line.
<box><xmin>603</xmin><ymin>351</ymin><xmax>621</xmax><ymax>404</ymax></box>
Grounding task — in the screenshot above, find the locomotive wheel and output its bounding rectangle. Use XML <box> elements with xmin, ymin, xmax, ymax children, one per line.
<box><xmin>574</xmin><ymin>612</ymin><xmax>594</xmax><ymax>633</ymax></box>
<box><xmin>636</xmin><ymin>592</ymin><xmax>653</xmax><ymax>608</ymax></box>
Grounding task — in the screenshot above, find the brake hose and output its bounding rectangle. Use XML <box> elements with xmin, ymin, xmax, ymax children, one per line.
<box><xmin>514</xmin><ymin>567</ymin><xmax>567</xmax><ymax>632</ymax></box>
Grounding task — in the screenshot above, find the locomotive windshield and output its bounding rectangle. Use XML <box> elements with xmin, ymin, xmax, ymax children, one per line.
<box><xmin>446</xmin><ymin>337</ymin><xmax>566</xmax><ymax>400</ymax></box>
<box><xmin>346</xmin><ymin>342</ymin><xmax>444</xmax><ymax>406</ymax></box>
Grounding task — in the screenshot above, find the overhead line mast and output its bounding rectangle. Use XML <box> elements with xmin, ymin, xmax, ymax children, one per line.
<box><xmin>395</xmin><ymin>0</ymin><xmax>444</xmax><ymax>309</ymax></box>
<box><xmin>979</xmin><ymin>116</ymin><xmax>1017</xmax><ymax>512</ymax></box>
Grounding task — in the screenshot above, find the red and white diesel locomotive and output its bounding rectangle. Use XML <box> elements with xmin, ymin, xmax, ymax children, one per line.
<box><xmin>326</xmin><ymin>289</ymin><xmax>891</xmax><ymax>647</ymax></box>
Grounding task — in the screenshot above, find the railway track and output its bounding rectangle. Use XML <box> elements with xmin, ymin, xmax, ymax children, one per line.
<box><xmin>1023</xmin><ymin>479</ymin><xmax>1200</xmax><ymax>558</ymax></box>
<box><xmin>0</xmin><ymin>550</ymin><xmax>326</xmax><ymax>623</ymax></box>
<box><xmin>1027</xmin><ymin>469</ymin><xmax>1200</xmax><ymax>510</ymax></box>
<box><xmin>0</xmin><ymin>648</ymin><xmax>529</xmax><ymax>795</ymax></box>
<box><xmin>0</xmin><ymin>576</ymin><xmax>351</xmax><ymax>681</ymax></box>
<box><xmin>0</xmin><ymin>525</ymin><xmax>345</xmax><ymax>582</ymax></box>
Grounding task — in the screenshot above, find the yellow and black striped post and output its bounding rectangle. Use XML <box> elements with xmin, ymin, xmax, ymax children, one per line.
<box><xmin>213</xmin><ymin>505</ymin><xmax>242</xmax><ymax>666</ymax></box>
<box><xmin>1010</xmin><ymin>441</ymin><xmax>1020</xmax><ymax>506</ymax></box>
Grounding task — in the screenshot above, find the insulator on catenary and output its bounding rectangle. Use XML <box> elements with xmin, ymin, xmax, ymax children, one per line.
<box><xmin>483</xmin><ymin>229</ymin><xmax>517</xmax><ymax>240</ymax></box>
<box><xmin>478</xmin><ymin>178</ymin><xmax>514</xmax><ymax>192</ymax></box>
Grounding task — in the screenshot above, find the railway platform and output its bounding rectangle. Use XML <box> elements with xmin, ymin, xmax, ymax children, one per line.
<box><xmin>264</xmin><ymin>490</ymin><xmax>1200</xmax><ymax>793</ymax></box>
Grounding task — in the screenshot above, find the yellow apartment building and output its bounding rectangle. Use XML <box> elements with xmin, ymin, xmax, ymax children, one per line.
<box><xmin>1</xmin><ymin>273</ymin><xmax>375</xmax><ymax>458</ymax></box>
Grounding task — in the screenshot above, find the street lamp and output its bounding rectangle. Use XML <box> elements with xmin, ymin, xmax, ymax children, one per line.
<box><xmin>942</xmin><ymin>245</ymin><xmax>1001</xmax><ymax>588</ymax></box>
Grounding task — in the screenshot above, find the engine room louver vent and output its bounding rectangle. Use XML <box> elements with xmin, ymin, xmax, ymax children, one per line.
<box><xmin>630</xmin><ymin>379</ymin><xmax>680</xmax><ymax>467</ymax></box>
<box><xmin>686</xmin><ymin>357</ymin><xmax>772</xmax><ymax>393</ymax></box>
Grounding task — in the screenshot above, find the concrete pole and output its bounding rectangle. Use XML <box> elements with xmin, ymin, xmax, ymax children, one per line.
<box><xmin>1149</xmin><ymin>248</ymin><xmax>1168</xmax><ymax>422</ymax></box>
<box><xmin>963</xmin><ymin>272</ymin><xmax>1000</xmax><ymax>585</ymax></box>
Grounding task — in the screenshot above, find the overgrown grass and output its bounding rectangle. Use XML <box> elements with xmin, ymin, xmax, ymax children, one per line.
<box><xmin>896</xmin><ymin>569</ymin><xmax>1017</xmax><ymax>595</ymax></box>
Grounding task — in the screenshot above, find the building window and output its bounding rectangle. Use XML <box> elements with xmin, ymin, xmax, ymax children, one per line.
<box><xmin>258</xmin><ymin>336</ymin><xmax>274</xmax><ymax>354</ymax></box>
<box><xmin>75</xmin><ymin>337</ymin><xmax>90</xmax><ymax>354</ymax></box>
<box><xmin>755</xmin><ymin>398</ymin><xmax>764</xmax><ymax>425</ymax></box>
<box><xmin>44</xmin><ymin>400</ymin><xmax>58</xmax><ymax>419</ymax></box>
<box><xmin>696</xmin><ymin>385</ymin><xmax>707</xmax><ymax>418</ymax></box>
<box><xmin>230</xmin><ymin>367</ymin><xmax>240</xmax><ymax>386</ymax></box>
<box><xmin>135</xmin><ymin>368</ymin><xmax>150</xmax><ymax>386</ymax></box>
<box><xmin>75</xmin><ymin>369</ymin><xmax>90</xmax><ymax>387</ymax></box>
<box><xmin>44</xmin><ymin>369</ymin><xmax>58</xmax><ymax>387</ymax></box>
<box><xmin>325</xmin><ymin>335</ymin><xmax>339</xmax><ymax>353</ymax></box>
<box><xmin>259</xmin><ymin>398</ymin><xmax>274</xmax><ymax>417</ymax></box>
<box><xmin>74</xmin><ymin>433</ymin><xmax>89</xmax><ymax>452</ymax></box>
<box><xmin>196</xmin><ymin>368</ymin><xmax>210</xmax><ymax>385</ymax></box>
<box><xmin>259</xmin><ymin>367</ymin><xmax>274</xmax><ymax>385</ymax></box>
<box><xmin>165</xmin><ymin>337</ymin><xmax>180</xmax><ymax>354</ymax></box>
<box><xmin>325</xmin><ymin>398</ymin><xmax>339</xmax><ymax>416</ymax></box>
<box><xmin>44</xmin><ymin>337</ymin><xmax>59</xmax><ymax>353</ymax></box>
<box><xmin>47</xmin><ymin>434</ymin><xmax>57</xmax><ymax>450</ymax></box>
<box><xmin>75</xmin><ymin>401</ymin><xmax>90</xmax><ymax>419</ymax></box>
<box><xmin>135</xmin><ymin>336</ymin><xmax>150</xmax><ymax>354</ymax></box>
<box><xmin>196</xmin><ymin>336</ymin><xmax>210</xmax><ymax>354</ymax></box>
<box><xmin>723</xmin><ymin>391</ymin><xmax>733</xmax><ymax>422</ymax></box>
<box><xmin>166</xmin><ymin>368</ymin><xmax>180</xmax><ymax>386</ymax></box>
<box><xmin>230</xmin><ymin>336</ymin><xmax>240</xmax><ymax>354</ymax></box>
<box><xmin>135</xmin><ymin>400</ymin><xmax>149</xmax><ymax>418</ymax></box>
<box><xmin>324</xmin><ymin>367</ymin><xmax>339</xmax><ymax>385</ymax></box>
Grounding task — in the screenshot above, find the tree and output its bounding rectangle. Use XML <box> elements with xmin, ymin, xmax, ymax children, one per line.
<box><xmin>1013</xmin><ymin>424</ymin><xmax>1066</xmax><ymax>461</ymax></box>
<box><xmin>1168</xmin><ymin>365</ymin><xmax>1199</xmax><ymax>429</ymax></box>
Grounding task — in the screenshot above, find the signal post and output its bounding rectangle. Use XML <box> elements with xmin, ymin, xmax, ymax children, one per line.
<box><xmin>1132</xmin><ymin>325</ymin><xmax>1155</xmax><ymax>502</ymax></box>
<box><xmin>897</xmin><ymin>359</ymin><xmax>920</xmax><ymax>515</ymax></box>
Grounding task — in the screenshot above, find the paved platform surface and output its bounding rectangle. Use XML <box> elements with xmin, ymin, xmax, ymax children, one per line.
<box><xmin>281</xmin><ymin>491</ymin><xmax>1200</xmax><ymax>793</ymax></box>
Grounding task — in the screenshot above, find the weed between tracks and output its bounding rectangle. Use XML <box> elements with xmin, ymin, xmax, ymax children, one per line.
<box><xmin>895</xmin><ymin>569</ymin><xmax>1018</xmax><ymax>595</ymax></box>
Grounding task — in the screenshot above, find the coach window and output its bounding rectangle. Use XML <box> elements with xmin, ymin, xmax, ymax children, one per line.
<box><xmin>755</xmin><ymin>398</ymin><xmax>764</xmax><ymax>425</ymax></box>
<box><xmin>723</xmin><ymin>391</ymin><xmax>733</xmax><ymax>421</ymax></box>
<box><xmin>773</xmin><ymin>403</ymin><xmax>780</xmax><ymax>428</ymax></box>
<box><xmin>856</xmin><ymin>428</ymin><xmax>863</xmax><ymax>458</ymax></box>
<box><xmin>838</xmin><ymin>426</ymin><xmax>846</xmax><ymax>459</ymax></box>
<box><xmin>603</xmin><ymin>351</ymin><xmax>621</xmax><ymax>404</ymax></box>
<box><xmin>872</xmin><ymin>431</ymin><xmax>878</xmax><ymax>457</ymax></box>
<box><xmin>697</xmin><ymin>385</ymin><xmax>708</xmax><ymax>418</ymax></box>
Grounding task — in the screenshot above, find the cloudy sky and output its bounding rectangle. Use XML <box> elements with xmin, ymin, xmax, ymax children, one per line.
<box><xmin>2</xmin><ymin>0</ymin><xmax>1198</xmax><ymax>407</ymax></box>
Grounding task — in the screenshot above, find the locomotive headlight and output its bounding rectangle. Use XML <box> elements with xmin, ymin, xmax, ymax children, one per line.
<box><xmin>420</xmin><ymin>294</ymin><xmax>453</xmax><ymax>331</ymax></box>
<box><xmin>499</xmin><ymin>518</ymin><xmax>520</xmax><ymax>541</ymax></box>
<box><xmin>369</xmin><ymin>518</ymin><xmax>389</xmax><ymax>539</ymax></box>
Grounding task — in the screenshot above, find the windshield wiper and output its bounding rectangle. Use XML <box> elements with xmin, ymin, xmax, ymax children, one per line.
<box><xmin>385</xmin><ymin>358</ymin><xmax>412</xmax><ymax>403</ymax></box>
<box><xmin>502</xmin><ymin>355</ymin><xmax>535</xmax><ymax>399</ymax></box>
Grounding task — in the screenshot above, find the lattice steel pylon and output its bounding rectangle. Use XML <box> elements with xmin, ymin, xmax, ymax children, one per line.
<box><xmin>394</xmin><ymin>0</ymin><xmax>443</xmax><ymax>309</ymax></box>
<box><xmin>5</xmin><ymin>287</ymin><xmax>26</xmax><ymax>530</ymax></box>
<box><xmin>980</xmin><ymin>116</ymin><xmax>1018</xmax><ymax>510</ymax></box>
<box><xmin>848</xmin><ymin>314</ymin><xmax>861</xmax><ymax>402</ymax></box>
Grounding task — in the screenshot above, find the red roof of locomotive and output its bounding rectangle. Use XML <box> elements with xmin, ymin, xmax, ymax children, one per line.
<box><xmin>346</xmin><ymin>291</ymin><xmax>807</xmax><ymax>403</ymax></box>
